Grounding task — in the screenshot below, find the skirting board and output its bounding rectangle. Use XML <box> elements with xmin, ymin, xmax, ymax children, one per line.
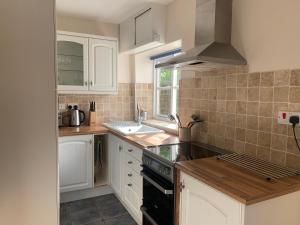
<box><xmin>60</xmin><ymin>185</ymin><xmax>113</xmax><ymax>203</ymax></box>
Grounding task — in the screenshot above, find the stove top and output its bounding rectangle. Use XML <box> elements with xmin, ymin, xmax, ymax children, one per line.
<box><xmin>143</xmin><ymin>143</ymin><xmax>230</xmax><ymax>183</ymax></box>
<box><xmin>144</xmin><ymin>142</ymin><xmax>230</xmax><ymax>165</ymax></box>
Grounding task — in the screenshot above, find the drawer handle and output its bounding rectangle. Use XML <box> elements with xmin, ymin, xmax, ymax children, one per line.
<box><xmin>128</xmin><ymin>173</ymin><xmax>133</xmax><ymax>177</ymax></box>
<box><xmin>128</xmin><ymin>184</ymin><xmax>132</xmax><ymax>187</ymax></box>
<box><xmin>119</xmin><ymin>146</ymin><xmax>122</xmax><ymax>151</ymax></box>
<box><xmin>128</xmin><ymin>161</ymin><xmax>133</xmax><ymax>164</ymax></box>
<box><xmin>128</xmin><ymin>149</ymin><xmax>133</xmax><ymax>152</ymax></box>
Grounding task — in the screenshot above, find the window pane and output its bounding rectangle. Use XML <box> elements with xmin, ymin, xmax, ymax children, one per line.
<box><xmin>159</xmin><ymin>69</ymin><xmax>172</xmax><ymax>87</ymax></box>
<box><xmin>176</xmin><ymin>69</ymin><xmax>181</xmax><ymax>86</ymax></box>
<box><xmin>158</xmin><ymin>89</ymin><xmax>172</xmax><ymax>116</ymax></box>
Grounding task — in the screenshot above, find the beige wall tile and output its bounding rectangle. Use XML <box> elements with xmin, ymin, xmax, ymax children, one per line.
<box><xmin>236</xmin><ymin>128</ymin><xmax>246</xmax><ymax>141</ymax></box>
<box><xmin>246</xmin><ymin>129</ymin><xmax>258</xmax><ymax>144</ymax></box>
<box><xmin>248</xmin><ymin>87</ymin><xmax>259</xmax><ymax>101</ymax></box>
<box><xmin>236</xmin><ymin>101</ymin><xmax>247</xmax><ymax>114</ymax></box>
<box><xmin>274</xmin><ymin>70</ymin><xmax>290</xmax><ymax>86</ymax></box>
<box><xmin>247</xmin><ymin>73</ymin><xmax>260</xmax><ymax>87</ymax></box>
<box><xmin>245</xmin><ymin>143</ymin><xmax>257</xmax><ymax>156</ymax></box>
<box><xmin>259</xmin><ymin>117</ymin><xmax>272</xmax><ymax>132</ymax></box>
<box><xmin>226</xmin><ymin>101</ymin><xmax>236</xmax><ymax>113</ymax></box>
<box><xmin>226</xmin><ymin>88</ymin><xmax>237</xmax><ymax>100</ymax></box>
<box><xmin>290</xmin><ymin>69</ymin><xmax>300</xmax><ymax>86</ymax></box>
<box><xmin>260</xmin><ymin>72</ymin><xmax>274</xmax><ymax>87</ymax></box>
<box><xmin>259</xmin><ymin>103</ymin><xmax>273</xmax><ymax>117</ymax></box>
<box><xmin>226</xmin><ymin>74</ymin><xmax>237</xmax><ymax>87</ymax></box>
<box><xmin>289</xmin><ymin>87</ymin><xmax>300</xmax><ymax>103</ymax></box>
<box><xmin>236</xmin><ymin>115</ymin><xmax>247</xmax><ymax>128</ymax></box>
<box><xmin>247</xmin><ymin>102</ymin><xmax>259</xmax><ymax>115</ymax></box>
<box><xmin>274</xmin><ymin>87</ymin><xmax>289</xmax><ymax>102</ymax></box>
<box><xmin>271</xmin><ymin>134</ymin><xmax>287</xmax><ymax>151</ymax></box>
<box><xmin>270</xmin><ymin>150</ymin><xmax>285</xmax><ymax>166</ymax></box>
<box><xmin>286</xmin><ymin>153</ymin><xmax>300</xmax><ymax>170</ymax></box>
<box><xmin>257</xmin><ymin>146</ymin><xmax>271</xmax><ymax>161</ymax></box>
<box><xmin>287</xmin><ymin>136</ymin><xmax>300</xmax><ymax>156</ymax></box>
<box><xmin>258</xmin><ymin>132</ymin><xmax>271</xmax><ymax>148</ymax></box>
<box><xmin>247</xmin><ymin>115</ymin><xmax>259</xmax><ymax>130</ymax></box>
<box><xmin>260</xmin><ymin>87</ymin><xmax>273</xmax><ymax>102</ymax></box>
<box><xmin>237</xmin><ymin>74</ymin><xmax>247</xmax><ymax>87</ymax></box>
<box><xmin>237</xmin><ymin>88</ymin><xmax>247</xmax><ymax>101</ymax></box>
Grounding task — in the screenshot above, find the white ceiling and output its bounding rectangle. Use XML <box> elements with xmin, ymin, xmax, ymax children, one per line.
<box><xmin>56</xmin><ymin>0</ymin><xmax>174</xmax><ymax>24</ymax></box>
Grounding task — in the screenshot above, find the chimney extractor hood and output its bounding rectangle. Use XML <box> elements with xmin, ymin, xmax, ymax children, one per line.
<box><xmin>156</xmin><ymin>0</ymin><xmax>247</xmax><ymax>69</ymax></box>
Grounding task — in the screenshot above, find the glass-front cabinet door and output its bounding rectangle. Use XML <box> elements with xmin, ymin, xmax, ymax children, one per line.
<box><xmin>57</xmin><ymin>34</ymin><xmax>88</xmax><ymax>91</ymax></box>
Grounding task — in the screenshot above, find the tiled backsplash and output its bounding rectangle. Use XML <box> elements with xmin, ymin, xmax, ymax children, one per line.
<box><xmin>179</xmin><ymin>68</ymin><xmax>300</xmax><ymax>169</ymax></box>
<box><xmin>135</xmin><ymin>83</ymin><xmax>154</xmax><ymax>119</ymax></box>
<box><xmin>58</xmin><ymin>83</ymin><xmax>135</xmax><ymax>124</ymax></box>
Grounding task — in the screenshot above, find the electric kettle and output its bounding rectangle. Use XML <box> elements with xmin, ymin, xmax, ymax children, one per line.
<box><xmin>70</xmin><ymin>105</ymin><xmax>86</xmax><ymax>127</ymax></box>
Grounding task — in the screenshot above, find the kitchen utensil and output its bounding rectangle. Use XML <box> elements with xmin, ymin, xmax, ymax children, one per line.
<box><xmin>176</xmin><ymin>114</ymin><xmax>182</xmax><ymax>128</ymax></box>
<box><xmin>70</xmin><ymin>105</ymin><xmax>86</xmax><ymax>127</ymax></box>
<box><xmin>178</xmin><ymin>127</ymin><xmax>191</xmax><ymax>142</ymax></box>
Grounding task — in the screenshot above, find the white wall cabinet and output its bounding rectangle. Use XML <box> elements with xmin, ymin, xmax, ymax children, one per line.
<box><xmin>119</xmin><ymin>4</ymin><xmax>166</xmax><ymax>54</ymax></box>
<box><xmin>108</xmin><ymin>134</ymin><xmax>143</xmax><ymax>225</ymax></box>
<box><xmin>89</xmin><ymin>38</ymin><xmax>117</xmax><ymax>92</ymax></box>
<box><xmin>59</xmin><ymin>135</ymin><xmax>93</xmax><ymax>193</ymax></box>
<box><xmin>179</xmin><ymin>171</ymin><xmax>300</xmax><ymax>225</ymax></box>
<box><xmin>57</xmin><ymin>31</ymin><xmax>118</xmax><ymax>94</ymax></box>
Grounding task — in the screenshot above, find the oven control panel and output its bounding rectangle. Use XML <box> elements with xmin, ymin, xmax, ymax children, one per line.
<box><xmin>142</xmin><ymin>153</ymin><xmax>174</xmax><ymax>183</ymax></box>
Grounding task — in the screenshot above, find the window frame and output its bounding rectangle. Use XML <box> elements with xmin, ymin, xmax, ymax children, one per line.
<box><xmin>153</xmin><ymin>59</ymin><xmax>180</xmax><ymax>120</ymax></box>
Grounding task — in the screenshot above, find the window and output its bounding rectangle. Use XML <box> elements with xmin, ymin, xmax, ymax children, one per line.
<box><xmin>154</xmin><ymin>64</ymin><xmax>181</xmax><ymax>119</ymax></box>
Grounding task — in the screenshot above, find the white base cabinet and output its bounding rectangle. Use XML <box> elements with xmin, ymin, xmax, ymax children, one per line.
<box><xmin>180</xmin><ymin>172</ymin><xmax>300</xmax><ymax>225</ymax></box>
<box><xmin>59</xmin><ymin>135</ymin><xmax>93</xmax><ymax>193</ymax></box>
<box><xmin>108</xmin><ymin>134</ymin><xmax>143</xmax><ymax>225</ymax></box>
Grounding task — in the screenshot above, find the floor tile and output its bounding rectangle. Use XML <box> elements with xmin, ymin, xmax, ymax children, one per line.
<box><xmin>104</xmin><ymin>214</ymin><xmax>137</xmax><ymax>225</ymax></box>
<box><xmin>98</xmin><ymin>202</ymin><xmax>128</xmax><ymax>220</ymax></box>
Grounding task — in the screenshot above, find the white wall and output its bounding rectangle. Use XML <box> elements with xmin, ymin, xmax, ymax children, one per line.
<box><xmin>0</xmin><ymin>0</ymin><xmax>57</xmax><ymax>225</ymax></box>
<box><xmin>56</xmin><ymin>14</ymin><xmax>133</xmax><ymax>83</ymax></box>
<box><xmin>166</xmin><ymin>0</ymin><xmax>300</xmax><ymax>72</ymax></box>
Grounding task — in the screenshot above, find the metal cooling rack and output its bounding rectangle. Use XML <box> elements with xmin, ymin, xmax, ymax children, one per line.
<box><xmin>217</xmin><ymin>153</ymin><xmax>300</xmax><ymax>181</ymax></box>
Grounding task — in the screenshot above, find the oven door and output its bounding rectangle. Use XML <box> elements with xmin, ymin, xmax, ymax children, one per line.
<box><xmin>141</xmin><ymin>167</ymin><xmax>174</xmax><ymax>225</ymax></box>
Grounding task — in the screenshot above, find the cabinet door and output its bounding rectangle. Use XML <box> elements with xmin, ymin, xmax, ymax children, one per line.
<box><xmin>120</xmin><ymin>17</ymin><xmax>135</xmax><ymax>52</ymax></box>
<box><xmin>59</xmin><ymin>135</ymin><xmax>93</xmax><ymax>193</ymax></box>
<box><xmin>108</xmin><ymin>134</ymin><xmax>123</xmax><ymax>198</ymax></box>
<box><xmin>135</xmin><ymin>8</ymin><xmax>153</xmax><ymax>46</ymax></box>
<box><xmin>123</xmin><ymin>179</ymin><xmax>143</xmax><ymax>225</ymax></box>
<box><xmin>180</xmin><ymin>172</ymin><xmax>244</xmax><ymax>225</ymax></box>
<box><xmin>89</xmin><ymin>38</ymin><xmax>117</xmax><ymax>93</ymax></box>
<box><xmin>57</xmin><ymin>34</ymin><xmax>89</xmax><ymax>91</ymax></box>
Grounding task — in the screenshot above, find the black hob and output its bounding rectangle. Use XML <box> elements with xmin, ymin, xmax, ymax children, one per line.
<box><xmin>143</xmin><ymin>142</ymin><xmax>230</xmax><ymax>183</ymax></box>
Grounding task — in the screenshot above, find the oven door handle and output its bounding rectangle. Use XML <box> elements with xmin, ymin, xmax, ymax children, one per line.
<box><xmin>140</xmin><ymin>206</ymin><xmax>159</xmax><ymax>225</ymax></box>
<box><xmin>140</xmin><ymin>171</ymin><xmax>173</xmax><ymax>195</ymax></box>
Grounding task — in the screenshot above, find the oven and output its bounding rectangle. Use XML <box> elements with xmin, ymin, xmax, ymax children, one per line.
<box><xmin>141</xmin><ymin>152</ymin><xmax>175</xmax><ymax>225</ymax></box>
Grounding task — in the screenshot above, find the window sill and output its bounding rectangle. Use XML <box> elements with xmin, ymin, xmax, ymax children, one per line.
<box><xmin>143</xmin><ymin>119</ymin><xmax>178</xmax><ymax>135</ymax></box>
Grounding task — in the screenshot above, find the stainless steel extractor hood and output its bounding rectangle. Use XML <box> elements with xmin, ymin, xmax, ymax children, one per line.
<box><xmin>156</xmin><ymin>0</ymin><xmax>247</xmax><ymax>69</ymax></box>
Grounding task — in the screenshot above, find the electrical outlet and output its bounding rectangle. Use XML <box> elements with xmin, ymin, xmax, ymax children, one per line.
<box><xmin>278</xmin><ymin>111</ymin><xmax>300</xmax><ymax>125</ymax></box>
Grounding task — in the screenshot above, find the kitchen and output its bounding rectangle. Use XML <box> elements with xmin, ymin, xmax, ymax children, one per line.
<box><xmin>2</xmin><ymin>1</ymin><xmax>300</xmax><ymax>225</ymax></box>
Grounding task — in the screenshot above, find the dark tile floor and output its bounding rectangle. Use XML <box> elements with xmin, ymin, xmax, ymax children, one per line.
<box><xmin>60</xmin><ymin>194</ymin><xmax>138</xmax><ymax>225</ymax></box>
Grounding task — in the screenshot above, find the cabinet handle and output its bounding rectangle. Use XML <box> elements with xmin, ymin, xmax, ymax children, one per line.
<box><xmin>128</xmin><ymin>184</ymin><xmax>132</xmax><ymax>187</ymax></box>
<box><xmin>90</xmin><ymin>81</ymin><xmax>93</xmax><ymax>86</ymax></box>
<box><xmin>85</xmin><ymin>81</ymin><xmax>88</xmax><ymax>86</ymax></box>
<box><xmin>119</xmin><ymin>146</ymin><xmax>122</xmax><ymax>151</ymax></box>
<box><xmin>128</xmin><ymin>161</ymin><xmax>133</xmax><ymax>164</ymax></box>
<box><xmin>89</xmin><ymin>139</ymin><xmax>93</xmax><ymax>145</ymax></box>
<box><xmin>179</xmin><ymin>181</ymin><xmax>185</xmax><ymax>192</ymax></box>
<box><xmin>128</xmin><ymin>173</ymin><xmax>133</xmax><ymax>177</ymax></box>
<box><xmin>128</xmin><ymin>149</ymin><xmax>133</xmax><ymax>152</ymax></box>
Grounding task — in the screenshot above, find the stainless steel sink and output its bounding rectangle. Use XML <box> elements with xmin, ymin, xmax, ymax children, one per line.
<box><xmin>103</xmin><ymin>121</ymin><xmax>164</xmax><ymax>136</ymax></box>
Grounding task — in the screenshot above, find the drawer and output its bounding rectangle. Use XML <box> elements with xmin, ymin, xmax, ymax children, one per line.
<box><xmin>124</xmin><ymin>142</ymin><xmax>142</xmax><ymax>162</ymax></box>
<box><xmin>125</xmin><ymin>166</ymin><xmax>143</xmax><ymax>189</ymax></box>
<box><xmin>125</xmin><ymin>153</ymin><xmax>143</xmax><ymax>174</ymax></box>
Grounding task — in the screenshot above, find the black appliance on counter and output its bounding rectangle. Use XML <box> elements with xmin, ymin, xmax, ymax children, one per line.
<box><xmin>140</xmin><ymin>142</ymin><xmax>230</xmax><ymax>225</ymax></box>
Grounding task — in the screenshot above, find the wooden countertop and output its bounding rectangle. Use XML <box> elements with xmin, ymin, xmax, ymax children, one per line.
<box><xmin>59</xmin><ymin>126</ymin><xmax>109</xmax><ymax>137</ymax></box>
<box><xmin>59</xmin><ymin>126</ymin><xmax>180</xmax><ymax>148</ymax></box>
<box><xmin>176</xmin><ymin>157</ymin><xmax>300</xmax><ymax>205</ymax></box>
